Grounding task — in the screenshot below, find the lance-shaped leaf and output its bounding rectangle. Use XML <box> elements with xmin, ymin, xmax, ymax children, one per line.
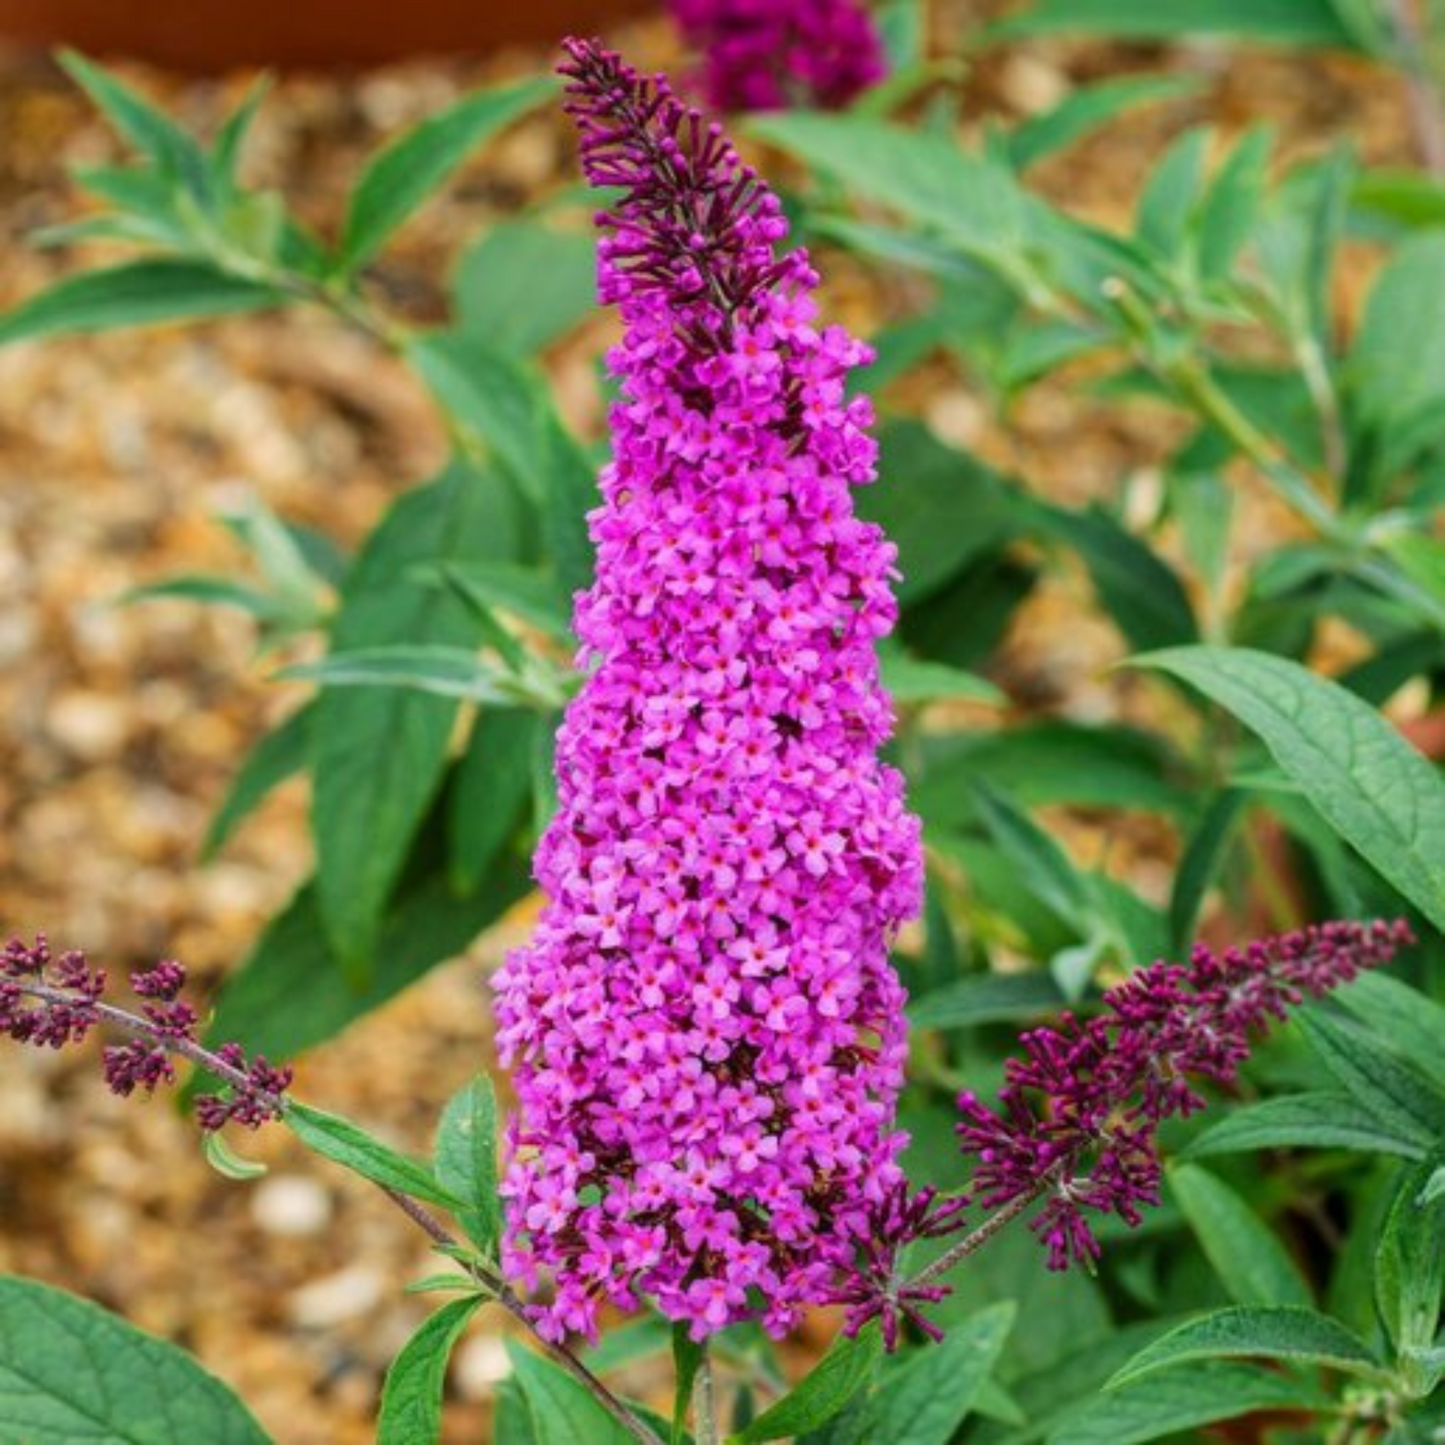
<box><xmin>1133</xmin><ymin>646</ymin><xmax>1445</xmax><ymax>929</ymax></box>
<box><xmin>1107</xmin><ymin>1307</ymin><xmax>1385</xmax><ymax>1390</ymax></box>
<box><xmin>340</xmin><ymin>78</ymin><xmax>553</xmax><ymax>269</ymax></box>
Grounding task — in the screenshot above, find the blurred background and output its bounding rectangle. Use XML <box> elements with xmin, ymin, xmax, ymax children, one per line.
<box><xmin>0</xmin><ymin>2</ymin><xmax>1433</xmax><ymax>1440</ymax></box>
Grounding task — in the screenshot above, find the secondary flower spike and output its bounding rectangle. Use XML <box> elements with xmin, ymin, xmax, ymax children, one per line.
<box><xmin>669</xmin><ymin>0</ymin><xmax>887</xmax><ymax>112</ymax></box>
<box><xmin>835</xmin><ymin>919</ymin><xmax>1413</xmax><ymax>1346</ymax></box>
<box><xmin>958</xmin><ymin>919</ymin><xmax>1414</xmax><ymax>1270</ymax></box>
<box><xmin>492</xmin><ymin>39</ymin><xmax>923</xmax><ymax>1343</ymax></box>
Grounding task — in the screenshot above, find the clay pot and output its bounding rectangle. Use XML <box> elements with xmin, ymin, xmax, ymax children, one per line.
<box><xmin>0</xmin><ymin>0</ymin><xmax>651</xmax><ymax>70</ymax></box>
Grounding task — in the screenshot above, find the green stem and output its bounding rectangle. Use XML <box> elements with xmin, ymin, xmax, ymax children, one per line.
<box><xmin>695</xmin><ymin>1342</ymin><xmax>720</xmax><ymax>1445</ymax></box>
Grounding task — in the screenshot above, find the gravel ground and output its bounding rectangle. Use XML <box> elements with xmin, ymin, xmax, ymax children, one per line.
<box><xmin>0</xmin><ymin>7</ymin><xmax>1425</xmax><ymax>1438</ymax></box>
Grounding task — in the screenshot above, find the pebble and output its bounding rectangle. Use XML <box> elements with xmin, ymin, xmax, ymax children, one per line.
<box><xmin>287</xmin><ymin>1265</ymin><xmax>385</xmax><ymax>1328</ymax></box>
<box><xmin>453</xmin><ymin>1333</ymin><xmax>513</xmax><ymax>1400</ymax></box>
<box><xmin>252</xmin><ymin>1175</ymin><xmax>334</xmax><ymax>1238</ymax></box>
<box><xmin>47</xmin><ymin>689</ymin><xmax>131</xmax><ymax>761</ymax></box>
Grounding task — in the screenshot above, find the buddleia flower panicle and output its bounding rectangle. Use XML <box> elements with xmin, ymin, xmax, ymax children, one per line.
<box><xmin>492</xmin><ymin>39</ymin><xmax>923</xmax><ymax>1344</ymax></box>
<box><xmin>834</xmin><ymin>919</ymin><xmax>1413</xmax><ymax>1344</ymax></box>
<box><xmin>669</xmin><ymin>0</ymin><xmax>887</xmax><ymax>112</ymax></box>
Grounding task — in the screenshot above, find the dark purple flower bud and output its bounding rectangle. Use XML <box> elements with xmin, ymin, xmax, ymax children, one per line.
<box><xmin>131</xmin><ymin>961</ymin><xmax>187</xmax><ymax>1000</ymax></box>
<box><xmin>103</xmin><ymin>1040</ymin><xmax>176</xmax><ymax>1097</ymax></box>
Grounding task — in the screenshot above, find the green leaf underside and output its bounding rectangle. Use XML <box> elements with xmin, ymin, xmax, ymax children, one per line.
<box><xmin>1135</xmin><ymin>647</ymin><xmax>1445</xmax><ymax>929</ymax></box>
<box><xmin>0</xmin><ymin>1275</ymin><xmax>269</xmax><ymax>1443</ymax></box>
<box><xmin>1108</xmin><ymin>1306</ymin><xmax>1384</xmax><ymax>1390</ymax></box>
<box><xmin>282</xmin><ymin>645</ymin><xmax>563</xmax><ymax>707</ymax></box>
<box><xmin>378</xmin><ymin>1296</ymin><xmax>485</xmax><ymax>1445</ymax></box>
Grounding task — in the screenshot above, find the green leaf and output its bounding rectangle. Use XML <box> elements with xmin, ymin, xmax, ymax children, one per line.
<box><xmin>1136</xmin><ymin>129</ymin><xmax>1211</xmax><ymax>258</ymax></box>
<box><xmin>970</xmin><ymin>783</ymin><xmax>1091</xmax><ymax>932</ymax></box>
<box><xmin>212</xmin><ymin>74</ymin><xmax>272</xmax><ymax>182</ymax></box>
<box><xmin>907</xmin><ymin>971</ymin><xmax>1063</xmax><ymax>1030</ymax></box>
<box><xmin>863</xmin><ymin>1302</ymin><xmax>1014</xmax><ymax>1444</ymax></box>
<box><xmin>989</xmin><ymin>0</ymin><xmax>1361</xmax><ymax>46</ymax></box>
<box><xmin>1375</xmin><ymin>1156</ymin><xmax>1445</xmax><ymax>1364</ymax></box>
<box><xmin>310</xmin><ymin>460</ymin><xmax>521</xmax><ymax>974</ymax></box>
<box><xmin>340</xmin><ymin>77</ymin><xmax>552</xmax><ymax>269</ymax></box>
<box><xmin>0</xmin><ymin>1275</ymin><xmax>269</xmax><ymax>1442</ymax></box>
<box><xmin>745</xmin><ymin>114</ymin><xmax>1035</xmax><ymax>286</ymax></box>
<box><xmin>672</xmin><ymin>1327</ymin><xmax>704</xmax><ymax>1445</ymax></box>
<box><xmin>454</xmin><ymin>219</ymin><xmax>596</xmax><ymax>356</ymax></box>
<box><xmin>495</xmin><ymin>1379</ymin><xmax>540</xmax><ymax>1444</ymax></box>
<box><xmin>203</xmin><ymin>1132</ymin><xmax>269</xmax><ymax>1181</ymax></box>
<box><xmin>426</xmin><ymin>560</ymin><xmax>571</xmax><ymax>640</ymax></box>
<box><xmin>0</xmin><ymin>261</ymin><xmax>278</xmax><ymax>347</ymax></box>
<box><xmin>1006</xmin><ymin>74</ymin><xmax>1200</xmax><ymax>171</ymax></box>
<box><xmin>1047</xmin><ymin>1360</ymin><xmax>1331</xmax><ymax>1444</ymax></box>
<box><xmin>220</xmin><ymin>495</ymin><xmax>333</xmax><ymax>617</ymax></box>
<box><xmin>506</xmin><ymin>1341</ymin><xmax>636</xmax><ymax>1445</ymax></box>
<box><xmin>449</xmin><ymin>709</ymin><xmax>539</xmax><ymax>894</ymax></box>
<box><xmin>1297</xmin><ymin>1011</ymin><xmax>1445</xmax><ymax>1148</ymax></box>
<box><xmin>1132</xmin><ymin>646</ymin><xmax>1445</xmax><ymax>929</ymax></box>
<box><xmin>200</xmin><ymin>854</ymin><xmax>531</xmax><ymax>1062</ymax></box>
<box><xmin>121</xmin><ymin>574</ymin><xmax>295</xmax><ymax>625</ymax></box>
<box><xmin>58</xmin><ymin>50</ymin><xmax>214</xmax><ymax>203</ymax></box>
<box><xmin>583</xmin><ymin>1318</ymin><xmax>674</xmax><ymax>1376</ymax></box>
<box><xmin>1184</xmin><ymin>1091</ymin><xmax>1431</xmax><ymax>1161</ymax></box>
<box><xmin>1108</xmin><ymin>1306</ymin><xmax>1384</xmax><ymax>1390</ymax></box>
<box><xmin>864</xmin><ymin>423</ymin><xmax>1024</xmax><ymax>606</ymax></box>
<box><xmin>731</xmin><ymin>1330</ymin><xmax>882</xmax><ymax>1442</ymax></box>
<box><xmin>1196</xmin><ymin>127</ymin><xmax>1273</xmax><ymax>281</ymax></box>
<box><xmin>281</xmin><ymin>644</ymin><xmax>568</xmax><ymax>708</ymax></box>
<box><xmin>202</xmin><ymin>704</ymin><xmax>311</xmax><ymax>859</ymax></box>
<box><xmin>1168</xmin><ymin>789</ymin><xmax>1245</xmax><ymax>951</ymax></box>
<box><xmin>285</xmin><ymin>1101</ymin><xmax>459</xmax><ymax>1209</ymax></box>
<box><xmin>1333</xmin><ymin>972</ymin><xmax>1445</xmax><ymax>1089</ymax></box>
<box><xmin>434</xmin><ymin>1076</ymin><xmax>503</xmax><ymax>1254</ymax></box>
<box><xmin>1348</xmin><ymin>232</ymin><xmax>1445</xmax><ymax>483</ymax></box>
<box><xmin>378</xmin><ymin>1295</ymin><xmax>485</xmax><ymax>1445</ymax></box>
<box><xmin>914</xmin><ymin>721</ymin><xmax>1189</xmax><ymax>821</ymax></box>
<box><xmin>1169</xmin><ymin>1163</ymin><xmax>1313</xmax><ymax>1307</ymax></box>
<box><xmin>1036</xmin><ymin>502</ymin><xmax>1197</xmax><ymax>651</ymax></box>
<box><xmin>879</xmin><ymin>648</ymin><xmax>1005</xmax><ymax>705</ymax></box>
<box><xmin>406</xmin><ymin>332</ymin><xmax>595</xmax><ymax>599</ymax></box>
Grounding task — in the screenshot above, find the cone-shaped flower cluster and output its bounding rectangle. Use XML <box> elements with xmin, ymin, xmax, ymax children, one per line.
<box><xmin>669</xmin><ymin>0</ymin><xmax>886</xmax><ymax>112</ymax></box>
<box><xmin>492</xmin><ymin>39</ymin><xmax>922</xmax><ymax>1343</ymax></box>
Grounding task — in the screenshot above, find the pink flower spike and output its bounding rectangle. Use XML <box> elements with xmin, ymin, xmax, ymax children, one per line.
<box><xmin>492</xmin><ymin>40</ymin><xmax>922</xmax><ymax>1343</ymax></box>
